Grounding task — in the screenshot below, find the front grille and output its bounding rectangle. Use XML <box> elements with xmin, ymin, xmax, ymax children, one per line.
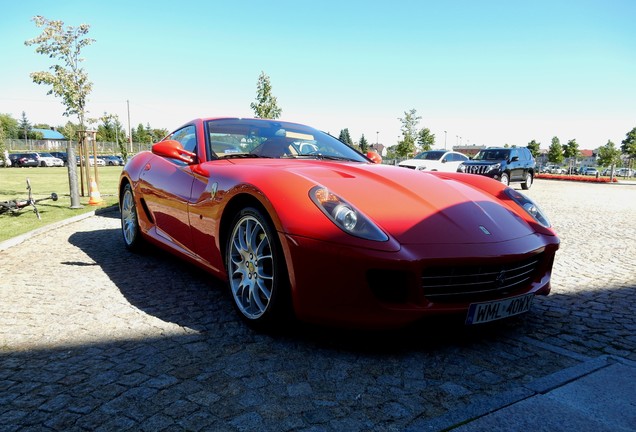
<box><xmin>465</xmin><ymin>165</ymin><xmax>491</xmax><ymax>174</ymax></box>
<box><xmin>421</xmin><ymin>254</ymin><xmax>542</xmax><ymax>303</ymax></box>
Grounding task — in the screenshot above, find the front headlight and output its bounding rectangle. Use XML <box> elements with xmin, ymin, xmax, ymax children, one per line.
<box><xmin>505</xmin><ymin>188</ymin><xmax>551</xmax><ymax>228</ymax></box>
<box><xmin>309</xmin><ymin>186</ymin><xmax>389</xmax><ymax>241</ymax></box>
<box><xmin>487</xmin><ymin>163</ymin><xmax>501</xmax><ymax>173</ymax></box>
<box><xmin>417</xmin><ymin>166</ymin><xmax>427</xmax><ymax>171</ymax></box>
<box><xmin>457</xmin><ymin>163</ymin><xmax>466</xmax><ymax>172</ymax></box>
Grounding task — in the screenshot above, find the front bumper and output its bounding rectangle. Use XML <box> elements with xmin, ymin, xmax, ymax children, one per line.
<box><xmin>281</xmin><ymin>233</ymin><xmax>559</xmax><ymax>328</ymax></box>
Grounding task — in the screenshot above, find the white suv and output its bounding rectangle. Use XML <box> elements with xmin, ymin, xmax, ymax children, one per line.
<box><xmin>35</xmin><ymin>152</ymin><xmax>64</xmax><ymax>167</ymax></box>
<box><xmin>399</xmin><ymin>150</ymin><xmax>469</xmax><ymax>172</ymax></box>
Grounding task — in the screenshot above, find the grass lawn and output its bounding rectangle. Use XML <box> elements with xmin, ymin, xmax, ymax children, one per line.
<box><xmin>0</xmin><ymin>166</ymin><xmax>122</xmax><ymax>242</ymax></box>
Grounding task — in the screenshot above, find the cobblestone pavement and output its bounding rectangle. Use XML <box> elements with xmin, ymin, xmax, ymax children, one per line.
<box><xmin>1</xmin><ymin>179</ymin><xmax>635</xmax><ymax>431</ymax></box>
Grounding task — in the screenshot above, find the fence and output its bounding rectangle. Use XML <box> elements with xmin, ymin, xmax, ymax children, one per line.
<box><xmin>2</xmin><ymin>139</ymin><xmax>152</xmax><ymax>155</ymax></box>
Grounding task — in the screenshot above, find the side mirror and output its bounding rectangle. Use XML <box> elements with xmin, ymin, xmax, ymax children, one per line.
<box><xmin>152</xmin><ymin>140</ymin><xmax>196</xmax><ymax>164</ymax></box>
<box><xmin>510</xmin><ymin>156</ymin><xmax>519</xmax><ymax>162</ymax></box>
<box><xmin>366</xmin><ymin>151</ymin><xmax>382</xmax><ymax>164</ymax></box>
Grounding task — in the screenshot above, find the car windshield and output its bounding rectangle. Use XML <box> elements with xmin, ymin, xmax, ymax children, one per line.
<box><xmin>473</xmin><ymin>149</ymin><xmax>510</xmax><ymax>161</ymax></box>
<box><xmin>413</xmin><ymin>151</ymin><xmax>445</xmax><ymax>161</ymax></box>
<box><xmin>40</xmin><ymin>153</ymin><xmax>54</xmax><ymax>157</ymax></box>
<box><xmin>205</xmin><ymin>119</ymin><xmax>368</xmax><ymax>163</ymax></box>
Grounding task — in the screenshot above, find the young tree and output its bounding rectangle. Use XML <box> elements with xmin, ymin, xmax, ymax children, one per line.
<box><xmin>598</xmin><ymin>140</ymin><xmax>622</xmax><ymax>173</ymax></box>
<box><xmin>132</xmin><ymin>123</ymin><xmax>150</xmax><ymax>144</ymax></box>
<box><xmin>338</xmin><ymin>128</ymin><xmax>353</xmax><ymax>147</ymax></box>
<box><xmin>562</xmin><ymin>139</ymin><xmax>579</xmax><ymax>159</ymax></box>
<box><xmin>398</xmin><ymin>109</ymin><xmax>421</xmax><ymax>143</ymax></box>
<box><xmin>97</xmin><ymin>113</ymin><xmax>129</xmax><ymax>160</ymax></box>
<box><xmin>57</xmin><ymin>121</ymin><xmax>81</xmax><ymax>141</ymax></box>
<box><xmin>547</xmin><ymin>136</ymin><xmax>564</xmax><ymax>164</ymax></box>
<box><xmin>562</xmin><ymin>138</ymin><xmax>579</xmax><ymax>172</ymax></box>
<box><xmin>0</xmin><ymin>114</ymin><xmax>19</xmax><ymax>138</ymax></box>
<box><xmin>250</xmin><ymin>71</ymin><xmax>282</xmax><ymax>119</ymax></box>
<box><xmin>417</xmin><ymin>128</ymin><xmax>435</xmax><ymax>151</ymax></box>
<box><xmin>359</xmin><ymin>134</ymin><xmax>368</xmax><ymax>152</ymax></box>
<box><xmin>19</xmin><ymin>112</ymin><xmax>32</xmax><ymax>141</ymax></box>
<box><xmin>621</xmin><ymin>126</ymin><xmax>636</xmax><ymax>159</ymax></box>
<box><xmin>25</xmin><ymin>15</ymin><xmax>95</xmax><ymax>208</ymax></box>
<box><xmin>96</xmin><ymin>113</ymin><xmax>116</xmax><ymax>142</ymax></box>
<box><xmin>396</xmin><ymin>108</ymin><xmax>421</xmax><ymax>157</ymax></box>
<box><xmin>526</xmin><ymin>140</ymin><xmax>541</xmax><ymax>159</ymax></box>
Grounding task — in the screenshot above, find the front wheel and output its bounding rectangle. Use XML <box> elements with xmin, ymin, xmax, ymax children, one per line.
<box><xmin>226</xmin><ymin>207</ymin><xmax>290</xmax><ymax>329</ymax></box>
<box><xmin>120</xmin><ymin>183</ymin><xmax>144</xmax><ymax>251</ymax></box>
<box><xmin>521</xmin><ymin>172</ymin><xmax>533</xmax><ymax>190</ymax></box>
<box><xmin>500</xmin><ymin>172</ymin><xmax>510</xmax><ymax>186</ymax></box>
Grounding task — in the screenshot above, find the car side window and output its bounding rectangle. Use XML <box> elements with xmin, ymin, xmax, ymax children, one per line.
<box><xmin>166</xmin><ymin>125</ymin><xmax>197</xmax><ymax>164</ymax></box>
<box><xmin>522</xmin><ymin>148</ymin><xmax>532</xmax><ymax>161</ymax></box>
<box><xmin>169</xmin><ymin>126</ymin><xmax>197</xmax><ymax>153</ymax></box>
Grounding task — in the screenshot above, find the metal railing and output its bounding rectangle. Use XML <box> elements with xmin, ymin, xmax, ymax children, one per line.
<box><xmin>2</xmin><ymin>138</ymin><xmax>152</xmax><ymax>155</ymax></box>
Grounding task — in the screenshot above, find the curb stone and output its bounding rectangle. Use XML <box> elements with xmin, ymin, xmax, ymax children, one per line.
<box><xmin>0</xmin><ymin>204</ymin><xmax>118</xmax><ymax>252</ymax></box>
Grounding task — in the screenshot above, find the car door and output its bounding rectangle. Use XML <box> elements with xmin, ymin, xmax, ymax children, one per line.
<box><xmin>139</xmin><ymin>125</ymin><xmax>198</xmax><ymax>253</ymax></box>
<box><xmin>509</xmin><ymin>149</ymin><xmax>523</xmax><ymax>181</ymax></box>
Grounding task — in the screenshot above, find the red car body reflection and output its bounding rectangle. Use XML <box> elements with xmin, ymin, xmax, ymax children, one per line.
<box><xmin>119</xmin><ymin>118</ymin><xmax>559</xmax><ymax>329</ymax></box>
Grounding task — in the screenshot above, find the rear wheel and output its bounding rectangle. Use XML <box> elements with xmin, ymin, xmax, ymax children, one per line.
<box><xmin>521</xmin><ymin>172</ymin><xmax>533</xmax><ymax>190</ymax></box>
<box><xmin>226</xmin><ymin>207</ymin><xmax>290</xmax><ymax>329</ymax></box>
<box><xmin>120</xmin><ymin>183</ymin><xmax>144</xmax><ymax>251</ymax></box>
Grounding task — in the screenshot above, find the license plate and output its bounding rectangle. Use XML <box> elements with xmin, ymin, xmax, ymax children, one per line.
<box><xmin>465</xmin><ymin>294</ymin><xmax>534</xmax><ymax>325</ymax></box>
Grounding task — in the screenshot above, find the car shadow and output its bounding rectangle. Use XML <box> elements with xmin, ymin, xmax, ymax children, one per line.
<box><xmin>68</xmin><ymin>225</ymin><xmax>523</xmax><ymax>354</ymax></box>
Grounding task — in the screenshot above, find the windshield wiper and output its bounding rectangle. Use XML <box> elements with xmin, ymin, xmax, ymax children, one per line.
<box><xmin>317</xmin><ymin>154</ymin><xmax>361</xmax><ymax>162</ymax></box>
<box><xmin>220</xmin><ymin>153</ymin><xmax>264</xmax><ymax>159</ymax></box>
<box><xmin>281</xmin><ymin>153</ymin><xmax>361</xmax><ymax>162</ymax></box>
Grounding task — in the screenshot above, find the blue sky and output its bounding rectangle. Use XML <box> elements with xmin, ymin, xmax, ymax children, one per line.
<box><xmin>1</xmin><ymin>0</ymin><xmax>635</xmax><ymax>150</ymax></box>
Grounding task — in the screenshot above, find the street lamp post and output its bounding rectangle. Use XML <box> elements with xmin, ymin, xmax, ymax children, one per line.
<box><xmin>376</xmin><ymin>131</ymin><xmax>379</xmax><ymax>146</ymax></box>
<box><xmin>444</xmin><ymin>131</ymin><xmax>447</xmax><ymax>150</ymax></box>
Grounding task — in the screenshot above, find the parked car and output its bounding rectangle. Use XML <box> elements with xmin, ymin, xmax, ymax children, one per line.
<box><xmin>49</xmin><ymin>151</ymin><xmax>68</xmax><ymax>165</ymax></box>
<box><xmin>100</xmin><ymin>155</ymin><xmax>124</xmax><ymax>166</ymax></box>
<box><xmin>8</xmin><ymin>153</ymin><xmax>39</xmax><ymax>167</ymax></box>
<box><xmin>617</xmin><ymin>168</ymin><xmax>634</xmax><ymax>177</ymax></box>
<box><xmin>90</xmin><ymin>156</ymin><xmax>105</xmax><ymax>166</ymax></box>
<box><xmin>119</xmin><ymin>117</ymin><xmax>559</xmax><ymax>330</ymax></box>
<box><xmin>542</xmin><ymin>165</ymin><xmax>562</xmax><ymax>174</ymax></box>
<box><xmin>398</xmin><ymin>150</ymin><xmax>469</xmax><ymax>172</ymax></box>
<box><xmin>77</xmin><ymin>156</ymin><xmax>106</xmax><ymax>167</ymax></box>
<box><xmin>548</xmin><ymin>165</ymin><xmax>566</xmax><ymax>174</ymax></box>
<box><xmin>582</xmin><ymin>167</ymin><xmax>599</xmax><ymax>176</ymax></box>
<box><xmin>457</xmin><ymin>147</ymin><xmax>536</xmax><ymax>189</ymax></box>
<box><xmin>35</xmin><ymin>152</ymin><xmax>64</xmax><ymax>167</ymax></box>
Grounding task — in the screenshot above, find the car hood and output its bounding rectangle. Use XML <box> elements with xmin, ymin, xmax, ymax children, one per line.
<box><xmin>272</xmin><ymin>161</ymin><xmax>536</xmax><ymax>245</ymax></box>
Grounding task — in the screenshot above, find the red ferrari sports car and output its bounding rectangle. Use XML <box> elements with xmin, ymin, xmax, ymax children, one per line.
<box><xmin>119</xmin><ymin>117</ymin><xmax>559</xmax><ymax>329</ymax></box>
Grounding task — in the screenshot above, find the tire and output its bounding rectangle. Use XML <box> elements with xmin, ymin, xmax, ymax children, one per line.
<box><xmin>120</xmin><ymin>183</ymin><xmax>144</xmax><ymax>251</ymax></box>
<box><xmin>226</xmin><ymin>207</ymin><xmax>291</xmax><ymax>329</ymax></box>
<box><xmin>521</xmin><ymin>172</ymin><xmax>533</xmax><ymax>190</ymax></box>
<box><xmin>500</xmin><ymin>172</ymin><xmax>510</xmax><ymax>186</ymax></box>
